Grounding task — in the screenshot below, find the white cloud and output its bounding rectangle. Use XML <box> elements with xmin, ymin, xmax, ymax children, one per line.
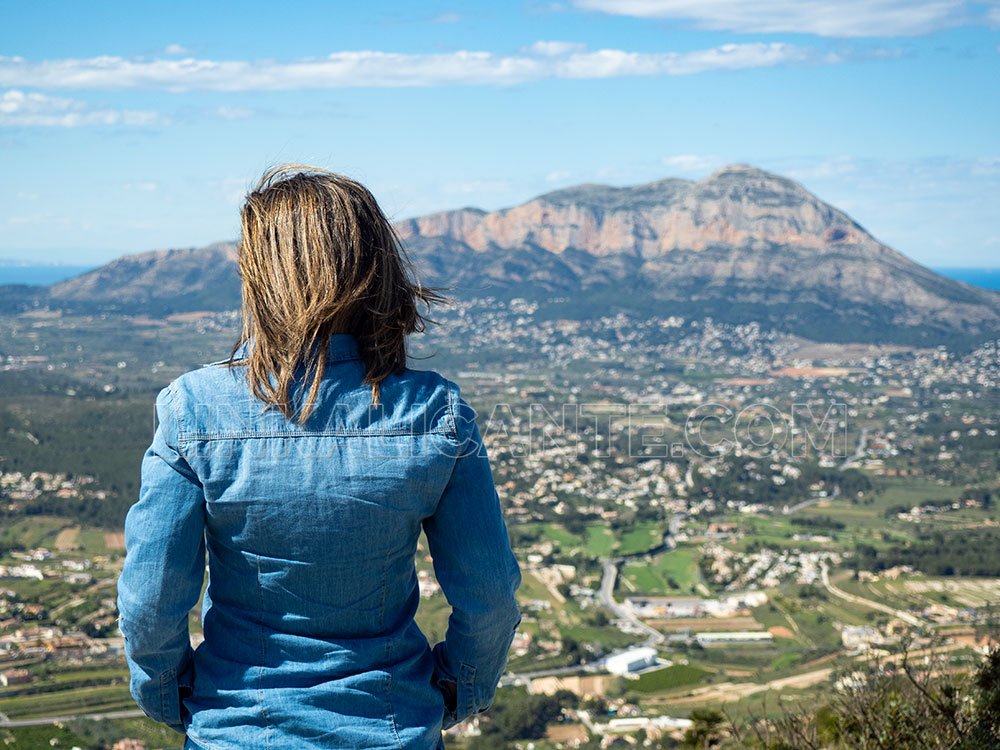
<box><xmin>987</xmin><ymin>1</ymin><xmax>1000</xmax><ymax>26</ymax></box>
<box><xmin>528</xmin><ymin>2</ymin><xmax>570</xmax><ymax>12</ymax></box>
<box><xmin>783</xmin><ymin>155</ymin><xmax>859</xmax><ymax>180</ymax></box>
<box><xmin>0</xmin><ymin>42</ymin><xmax>840</xmax><ymax>92</ymax></box>
<box><xmin>572</xmin><ymin>0</ymin><xmax>984</xmax><ymax>37</ymax></box>
<box><xmin>545</xmin><ymin>169</ymin><xmax>575</xmax><ymax>182</ymax></box>
<box><xmin>8</xmin><ymin>213</ymin><xmax>46</xmax><ymax>225</ymax></box>
<box><xmin>525</xmin><ymin>40</ymin><xmax>589</xmax><ymax>56</ymax></box>
<box><xmin>431</xmin><ymin>11</ymin><xmax>463</xmax><ymax>23</ymax></box>
<box><xmin>971</xmin><ymin>156</ymin><xmax>1000</xmax><ymax>175</ymax></box>
<box><xmin>213</xmin><ymin>105</ymin><xmax>254</xmax><ymax>119</ymax></box>
<box><xmin>442</xmin><ymin>179</ymin><xmax>513</xmax><ymax>194</ymax></box>
<box><xmin>164</xmin><ymin>44</ymin><xmax>190</xmax><ymax>55</ymax></box>
<box><xmin>662</xmin><ymin>154</ymin><xmax>725</xmax><ymax>173</ymax></box>
<box><xmin>123</xmin><ymin>182</ymin><xmax>158</xmax><ymax>192</ymax></box>
<box><xmin>0</xmin><ymin>89</ymin><xmax>163</xmax><ymax>127</ymax></box>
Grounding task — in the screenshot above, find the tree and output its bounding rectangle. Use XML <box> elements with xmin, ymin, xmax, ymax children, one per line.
<box><xmin>740</xmin><ymin>645</ymin><xmax>1000</xmax><ymax>750</ymax></box>
<box><xmin>682</xmin><ymin>708</ymin><xmax>725</xmax><ymax>749</ymax></box>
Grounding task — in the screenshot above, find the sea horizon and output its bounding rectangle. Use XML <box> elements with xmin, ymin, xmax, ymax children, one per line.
<box><xmin>2</xmin><ymin>263</ymin><xmax>1000</xmax><ymax>292</ymax></box>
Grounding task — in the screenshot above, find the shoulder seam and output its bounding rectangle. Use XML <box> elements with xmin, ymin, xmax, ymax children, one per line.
<box><xmin>161</xmin><ymin>382</ymin><xmax>184</xmax><ymax>447</ymax></box>
<box><xmin>446</xmin><ymin>382</ymin><xmax>461</xmax><ymax>440</ymax></box>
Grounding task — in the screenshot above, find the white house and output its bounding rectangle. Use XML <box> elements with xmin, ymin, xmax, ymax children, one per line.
<box><xmin>605</xmin><ymin>647</ymin><xmax>658</xmax><ymax>675</ymax></box>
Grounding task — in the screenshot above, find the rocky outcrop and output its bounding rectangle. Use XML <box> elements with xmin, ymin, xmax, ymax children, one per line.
<box><xmin>397</xmin><ymin>166</ymin><xmax>875</xmax><ymax>258</ymax></box>
<box><xmin>397</xmin><ymin>165</ymin><xmax>1000</xmax><ymax>343</ymax></box>
<box><xmin>27</xmin><ymin>165</ymin><xmax>1000</xmax><ymax>345</ymax></box>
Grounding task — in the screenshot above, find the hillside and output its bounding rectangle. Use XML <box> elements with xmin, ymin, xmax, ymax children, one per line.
<box><xmin>11</xmin><ymin>165</ymin><xmax>1000</xmax><ymax>345</ymax></box>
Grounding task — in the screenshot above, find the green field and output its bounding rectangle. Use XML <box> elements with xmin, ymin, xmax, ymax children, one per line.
<box><xmin>0</xmin><ymin>516</ymin><xmax>71</xmax><ymax>551</ymax></box>
<box><xmin>618</xmin><ymin>522</ymin><xmax>662</xmax><ymax>555</ymax></box>
<box><xmin>78</xmin><ymin>528</ymin><xmax>109</xmax><ymax>556</ymax></box>
<box><xmin>0</xmin><ymin>684</ymin><xmax>134</xmax><ymax>719</ymax></box>
<box><xmin>621</xmin><ymin>545</ymin><xmax>700</xmax><ymax>594</ymax></box>
<box><xmin>585</xmin><ymin>525</ymin><xmax>616</xmax><ymax>556</ymax></box>
<box><xmin>540</xmin><ymin>523</ymin><xmax>581</xmax><ymax>549</ymax></box>
<box><xmin>414</xmin><ymin>590</ymin><xmax>452</xmax><ymax>644</ymax></box>
<box><xmin>797</xmin><ymin>477</ymin><xmax>965</xmax><ymax>534</ymax></box>
<box><xmin>516</xmin><ymin>569</ymin><xmax>560</xmax><ymax>604</ymax></box>
<box><xmin>8</xmin><ymin>665</ymin><xmax>129</xmax><ymax>688</ymax></box>
<box><xmin>560</xmin><ymin>623</ymin><xmax>643</xmax><ymax>650</ymax></box>
<box><xmin>522</xmin><ymin>521</ymin><xmax>664</xmax><ymax>560</ymax></box>
<box><xmin>633</xmin><ymin>664</ymin><xmax>711</xmax><ymax>693</ymax></box>
<box><xmin>1</xmin><ymin>716</ymin><xmax>185</xmax><ymax>750</ymax></box>
<box><xmin>1</xmin><ymin>724</ymin><xmax>92</xmax><ymax>749</ymax></box>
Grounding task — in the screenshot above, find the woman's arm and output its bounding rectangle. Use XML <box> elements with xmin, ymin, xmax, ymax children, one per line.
<box><xmin>422</xmin><ymin>392</ymin><xmax>522</xmax><ymax>729</ymax></box>
<box><xmin>116</xmin><ymin>383</ymin><xmax>206</xmax><ymax>733</ymax></box>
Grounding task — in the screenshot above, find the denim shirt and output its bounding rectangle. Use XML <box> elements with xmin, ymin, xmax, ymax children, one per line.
<box><xmin>116</xmin><ymin>335</ymin><xmax>522</xmax><ymax>750</ymax></box>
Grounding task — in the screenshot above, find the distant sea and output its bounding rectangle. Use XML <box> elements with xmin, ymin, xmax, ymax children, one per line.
<box><xmin>0</xmin><ymin>264</ymin><xmax>95</xmax><ymax>285</ymax></box>
<box><xmin>933</xmin><ymin>267</ymin><xmax>1000</xmax><ymax>291</ymax></box>
<box><xmin>0</xmin><ymin>263</ymin><xmax>999</xmax><ymax>291</ymax></box>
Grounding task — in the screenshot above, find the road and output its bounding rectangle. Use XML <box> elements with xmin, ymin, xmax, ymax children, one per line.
<box><xmin>598</xmin><ymin>560</ymin><xmax>665</xmax><ymax>646</ymax></box>
<box><xmin>507</xmin><ymin>520</ymin><xmax>680</xmax><ymax>683</ymax></box>
<box><xmin>48</xmin><ymin>596</ymin><xmax>86</xmax><ymax>617</ymax></box>
<box><xmin>668</xmin><ymin>667</ymin><xmax>835</xmax><ymax>705</ymax></box>
<box><xmin>504</xmin><ymin>557</ymin><xmax>656</xmax><ymax>683</ymax></box>
<box><xmin>781</xmin><ymin>427</ymin><xmax>866</xmax><ymax>515</ymax></box>
<box><xmin>820</xmin><ymin>562</ymin><xmax>923</xmax><ymax>628</ymax></box>
<box><xmin>596</xmin><ymin>518</ymin><xmax>682</xmax><ymax>648</ymax></box>
<box><xmin>783</xmin><ymin>483</ymin><xmax>840</xmax><ymax>515</ymax></box>
<box><xmin>840</xmin><ymin>426</ymin><xmax>870</xmax><ymax>471</ymax></box>
<box><xmin>0</xmin><ymin>709</ymin><xmax>145</xmax><ymax>728</ymax></box>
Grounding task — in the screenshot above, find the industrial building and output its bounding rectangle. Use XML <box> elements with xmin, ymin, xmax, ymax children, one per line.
<box><xmin>605</xmin><ymin>647</ymin><xmax>659</xmax><ymax>675</ymax></box>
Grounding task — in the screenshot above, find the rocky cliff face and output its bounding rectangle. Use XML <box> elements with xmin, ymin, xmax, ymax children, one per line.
<box><xmin>396</xmin><ymin>165</ymin><xmax>1000</xmax><ymax>343</ymax></box>
<box><xmin>397</xmin><ymin>166</ymin><xmax>874</xmax><ymax>257</ymax></box>
<box><xmin>27</xmin><ymin>165</ymin><xmax>1000</xmax><ymax>346</ymax></box>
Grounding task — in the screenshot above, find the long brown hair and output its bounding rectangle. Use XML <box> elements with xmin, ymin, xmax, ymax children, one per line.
<box><xmin>232</xmin><ymin>164</ymin><xmax>445</xmax><ymax>423</ymax></box>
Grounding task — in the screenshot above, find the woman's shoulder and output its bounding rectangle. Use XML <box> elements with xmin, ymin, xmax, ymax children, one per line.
<box><xmin>376</xmin><ymin>366</ymin><xmax>463</xmax><ymax>423</ymax></box>
<box><xmin>167</xmin><ymin>358</ymin><xmax>250</xmax><ymax>400</ymax></box>
<box><xmin>150</xmin><ymin>360</ymin><xmax>255</xmax><ymax>434</ymax></box>
<box><xmin>396</xmin><ymin>366</ymin><xmax>459</xmax><ymax>396</ymax></box>
<box><xmin>392</xmin><ymin>367</ymin><xmax>480</xmax><ymax>438</ymax></box>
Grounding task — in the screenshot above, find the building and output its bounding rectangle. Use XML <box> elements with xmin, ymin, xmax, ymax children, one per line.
<box><xmin>605</xmin><ymin>647</ymin><xmax>658</xmax><ymax>675</ymax></box>
<box><xmin>529</xmin><ymin>673</ymin><xmax>616</xmax><ymax>697</ymax></box>
<box><xmin>624</xmin><ymin>597</ymin><xmax>703</xmax><ymax>619</ymax></box>
<box><xmin>841</xmin><ymin>625</ymin><xmax>883</xmax><ymax>650</ymax></box>
<box><xmin>0</xmin><ymin>668</ymin><xmax>32</xmax><ymax>686</ymax></box>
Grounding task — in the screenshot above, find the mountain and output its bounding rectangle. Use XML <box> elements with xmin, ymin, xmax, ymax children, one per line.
<box><xmin>13</xmin><ymin>165</ymin><xmax>1000</xmax><ymax>346</ymax></box>
<box><xmin>48</xmin><ymin>242</ymin><xmax>239</xmax><ymax>309</ymax></box>
<box><xmin>395</xmin><ymin>165</ymin><xmax>1000</xmax><ymax>344</ymax></box>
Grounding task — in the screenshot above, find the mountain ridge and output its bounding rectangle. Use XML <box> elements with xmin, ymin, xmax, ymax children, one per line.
<box><xmin>14</xmin><ymin>164</ymin><xmax>1000</xmax><ymax>347</ymax></box>
<box><xmin>395</xmin><ymin>165</ymin><xmax>879</xmax><ymax>257</ymax></box>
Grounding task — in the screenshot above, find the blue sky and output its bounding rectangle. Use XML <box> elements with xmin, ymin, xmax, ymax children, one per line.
<box><xmin>1</xmin><ymin>0</ymin><xmax>998</xmax><ymax>267</ymax></box>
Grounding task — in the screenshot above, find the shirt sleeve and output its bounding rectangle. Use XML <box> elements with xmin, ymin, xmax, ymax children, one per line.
<box><xmin>117</xmin><ymin>383</ymin><xmax>206</xmax><ymax>733</ymax></box>
<box><xmin>422</xmin><ymin>391</ymin><xmax>522</xmax><ymax>729</ymax></box>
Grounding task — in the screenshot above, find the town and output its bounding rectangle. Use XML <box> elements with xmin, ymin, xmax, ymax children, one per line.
<box><xmin>0</xmin><ymin>299</ymin><xmax>998</xmax><ymax>748</ymax></box>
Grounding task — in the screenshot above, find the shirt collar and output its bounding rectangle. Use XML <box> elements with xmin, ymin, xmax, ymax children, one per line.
<box><xmin>325</xmin><ymin>333</ymin><xmax>360</xmax><ymax>362</ymax></box>
<box><xmin>229</xmin><ymin>334</ymin><xmax>360</xmax><ymax>363</ymax></box>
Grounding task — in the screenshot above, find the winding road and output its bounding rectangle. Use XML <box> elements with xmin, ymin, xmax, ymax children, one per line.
<box><xmin>506</xmin><ymin>521</ymin><xmax>680</xmax><ymax>683</ymax></box>
<box><xmin>597</xmin><ymin>559</ymin><xmax>664</xmax><ymax>646</ymax></box>
<box><xmin>840</xmin><ymin>426</ymin><xmax>870</xmax><ymax>471</ymax></box>
<box><xmin>820</xmin><ymin>562</ymin><xmax>923</xmax><ymax>628</ymax></box>
<box><xmin>781</xmin><ymin>426</ymin><xmax>867</xmax><ymax>515</ymax></box>
<box><xmin>783</xmin><ymin>483</ymin><xmax>841</xmax><ymax>515</ymax></box>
